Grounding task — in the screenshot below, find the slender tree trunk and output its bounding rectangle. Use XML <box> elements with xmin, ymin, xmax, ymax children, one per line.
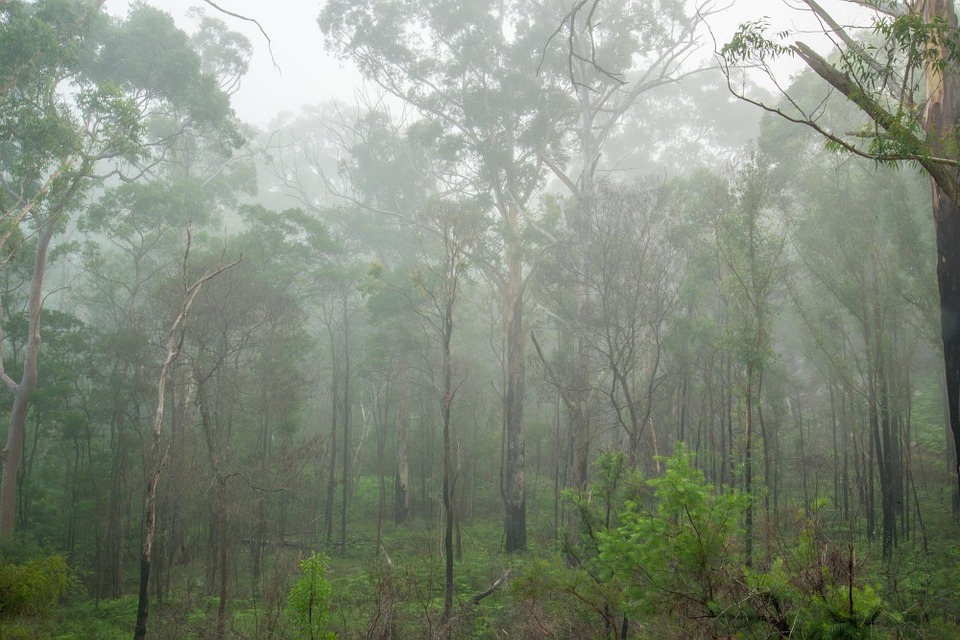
<box><xmin>135</xmin><ymin>357</ymin><xmax>178</xmax><ymax>640</ymax></box>
<box><xmin>830</xmin><ymin>385</ymin><xmax>839</xmax><ymax>510</ymax></box>
<box><xmin>0</xmin><ymin>219</ymin><xmax>56</xmax><ymax>538</ymax></box>
<box><xmin>133</xmin><ymin>236</ymin><xmax>237</xmax><ymax>640</ymax></box>
<box><xmin>797</xmin><ymin>391</ymin><xmax>809</xmax><ymax>510</ymax></box>
<box><xmin>395</xmin><ymin>367</ymin><xmax>410</xmax><ymax>524</ymax></box>
<box><xmin>718</xmin><ymin>355</ymin><xmax>728</xmax><ymax>487</ymax></box>
<box><xmin>375</xmin><ymin>390</ymin><xmax>389</xmax><ymax>553</ymax></box>
<box><xmin>325</xmin><ymin>335</ymin><xmax>339</xmax><ymax>546</ymax></box>
<box><xmin>502</xmin><ymin>213</ymin><xmax>526</xmax><ymax>552</ymax></box>
<box><xmin>216</xmin><ymin>495</ymin><xmax>227</xmax><ymax>640</ymax></box>
<box><xmin>570</xmin><ymin>72</ymin><xmax>594</xmax><ymax>490</ymax></box>
<box><xmin>726</xmin><ymin>355</ymin><xmax>735</xmax><ymax>487</ymax></box>
<box><xmin>341</xmin><ymin>297</ymin><xmax>351</xmax><ymax>553</ymax></box>
<box><xmin>758</xmin><ymin>383</ymin><xmax>772</xmax><ymax>562</ymax></box>
<box><xmin>875</xmin><ymin>335</ymin><xmax>896</xmax><ymax>558</ymax></box>
<box><xmin>744</xmin><ymin>364</ymin><xmax>754</xmax><ymax>568</ymax></box>
<box><xmin>441</xmin><ymin>303</ymin><xmax>455</xmax><ymax>622</ymax></box>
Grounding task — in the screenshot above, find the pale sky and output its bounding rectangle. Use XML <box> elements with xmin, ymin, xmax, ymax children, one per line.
<box><xmin>106</xmin><ymin>0</ymin><xmax>360</xmax><ymax>128</ymax></box>
<box><xmin>105</xmin><ymin>0</ymin><xmax>876</xmax><ymax>129</ymax></box>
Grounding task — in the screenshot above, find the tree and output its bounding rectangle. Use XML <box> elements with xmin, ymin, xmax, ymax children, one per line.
<box><xmin>537</xmin><ymin>0</ymin><xmax>711</xmax><ymax>486</ymax></box>
<box><xmin>133</xmin><ymin>232</ymin><xmax>239</xmax><ymax>640</ymax></box>
<box><xmin>0</xmin><ymin>1</ymin><xmax>235</xmax><ymax>540</ymax></box>
<box><xmin>714</xmin><ymin>156</ymin><xmax>787</xmax><ymax>566</ymax></box>
<box><xmin>320</xmin><ymin>0</ymin><xmax>573</xmax><ymax>550</ymax></box>
<box><xmin>767</xmin><ymin>115</ymin><xmax>935</xmax><ymax>555</ymax></box>
<box><xmin>722</xmin><ymin>0</ymin><xmax>960</xmax><ymax>494</ymax></box>
<box><xmin>395</xmin><ymin>201</ymin><xmax>478</xmax><ymax>622</ymax></box>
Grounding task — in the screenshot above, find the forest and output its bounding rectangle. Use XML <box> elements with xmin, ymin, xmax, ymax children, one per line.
<box><xmin>2</xmin><ymin>0</ymin><xmax>960</xmax><ymax>638</ymax></box>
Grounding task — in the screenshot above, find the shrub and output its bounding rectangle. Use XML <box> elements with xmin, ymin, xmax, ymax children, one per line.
<box><xmin>0</xmin><ymin>555</ymin><xmax>70</xmax><ymax>620</ymax></box>
<box><xmin>286</xmin><ymin>552</ymin><xmax>336</xmax><ymax>640</ymax></box>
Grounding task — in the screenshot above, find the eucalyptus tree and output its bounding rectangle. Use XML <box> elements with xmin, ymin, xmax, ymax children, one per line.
<box><xmin>656</xmin><ymin>169</ymin><xmax>737</xmax><ymax>484</ymax></box>
<box><xmin>236</xmin><ymin>205</ymin><xmax>335</xmax><ymax>572</ymax></box>
<box><xmin>0</xmin><ymin>1</ymin><xmax>239</xmax><ymax>540</ymax></box>
<box><xmin>535</xmin><ymin>0</ymin><xmax>710</xmax><ymax>486</ymax></box>
<box><xmin>346</xmin><ymin>109</ymin><xmax>481</xmax><ymax>537</ymax></box>
<box><xmin>713</xmin><ymin>156</ymin><xmax>788</xmax><ymax>566</ymax></box>
<box><xmin>78</xmin><ymin>179</ymin><xmax>215</xmax><ymax>598</ymax></box>
<box><xmin>395</xmin><ymin>201</ymin><xmax>479</xmax><ymax>622</ymax></box>
<box><xmin>722</xmin><ymin>0</ymin><xmax>960</xmax><ymax>494</ymax></box>
<box><xmin>535</xmin><ymin>180</ymin><xmax>683</xmax><ymax>472</ymax></box>
<box><xmin>177</xmin><ymin>204</ymin><xmax>333</xmax><ymax>634</ymax></box>
<box><xmin>320</xmin><ymin>0</ymin><xmax>574</xmax><ymax>550</ymax></box>
<box><xmin>63</xmin><ymin>12</ymin><xmax>251</xmax><ymax>596</ymax></box>
<box><xmin>765</xmin><ymin>108</ymin><xmax>935</xmax><ymax>556</ymax></box>
<box><xmin>588</xmin><ymin>181</ymin><xmax>682</xmax><ymax>468</ymax></box>
<box><xmin>133</xmin><ymin>232</ymin><xmax>240</xmax><ymax>640</ymax></box>
<box><xmin>313</xmin><ymin>245</ymin><xmax>368</xmax><ymax>553</ymax></box>
<box><xmin>5</xmin><ymin>308</ymin><xmax>95</xmax><ymax>550</ymax></box>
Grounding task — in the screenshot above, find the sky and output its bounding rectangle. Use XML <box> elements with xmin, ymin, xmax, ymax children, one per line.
<box><xmin>106</xmin><ymin>0</ymin><xmax>360</xmax><ymax>128</ymax></box>
<box><xmin>104</xmin><ymin>0</ymin><xmax>876</xmax><ymax>130</ymax></box>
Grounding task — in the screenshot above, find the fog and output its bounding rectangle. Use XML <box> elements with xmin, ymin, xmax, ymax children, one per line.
<box><xmin>1</xmin><ymin>2</ymin><xmax>958</xmax><ymax>639</ymax></box>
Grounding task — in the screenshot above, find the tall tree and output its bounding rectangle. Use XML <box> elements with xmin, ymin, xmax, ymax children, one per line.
<box><xmin>714</xmin><ymin>156</ymin><xmax>786</xmax><ymax>566</ymax></box>
<box><xmin>538</xmin><ymin>0</ymin><xmax>709</xmax><ymax>486</ymax></box>
<box><xmin>0</xmin><ymin>1</ymin><xmax>235</xmax><ymax>539</ymax></box>
<box><xmin>320</xmin><ymin>0</ymin><xmax>572</xmax><ymax>550</ymax></box>
<box><xmin>722</xmin><ymin>0</ymin><xmax>960</xmax><ymax>493</ymax></box>
<box><xmin>133</xmin><ymin>231</ymin><xmax>239</xmax><ymax>640</ymax></box>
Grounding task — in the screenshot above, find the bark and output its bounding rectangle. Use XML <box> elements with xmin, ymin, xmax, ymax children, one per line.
<box><xmin>102</xmin><ymin>382</ymin><xmax>131</xmax><ymax>598</ymax></box>
<box><xmin>375</xmin><ymin>391</ymin><xmax>388</xmax><ymax>553</ymax></box>
<box><xmin>789</xmin><ymin>3</ymin><xmax>960</xmax><ymax>493</ymax></box>
<box><xmin>324</xmin><ymin>329</ymin><xmax>339</xmax><ymax>545</ymax></box>
<box><xmin>744</xmin><ymin>363</ymin><xmax>754</xmax><ymax>568</ymax></box>
<box><xmin>570</xmin><ymin>59</ymin><xmax>595</xmax><ymax>490</ymax></box>
<box><xmin>441</xmin><ymin>297</ymin><xmax>454</xmax><ymax>622</ymax></box>
<box><xmin>502</xmin><ymin>209</ymin><xmax>526</xmax><ymax>552</ymax></box>
<box><xmin>340</xmin><ymin>297</ymin><xmax>351</xmax><ymax>553</ymax></box>
<box><xmin>0</xmin><ymin>216</ymin><xmax>58</xmax><ymax>538</ymax></box>
<box><xmin>197</xmin><ymin>379</ymin><xmax>229</xmax><ymax>640</ymax></box>
<box><xmin>872</xmin><ymin>266</ymin><xmax>897</xmax><ymax>558</ymax></box>
<box><xmin>395</xmin><ymin>367</ymin><xmax>410</xmax><ymax>524</ymax></box>
<box><xmin>925</xmin><ymin>0</ymin><xmax>960</xmax><ymax>494</ymax></box>
<box><xmin>134</xmin><ymin>361</ymin><xmax>175</xmax><ymax>640</ymax></box>
<box><xmin>133</xmin><ymin>242</ymin><xmax>238</xmax><ymax>640</ymax></box>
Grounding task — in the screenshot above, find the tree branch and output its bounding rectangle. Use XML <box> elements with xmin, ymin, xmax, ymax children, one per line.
<box><xmin>200</xmin><ymin>1</ymin><xmax>280</xmax><ymax>73</ymax></box>
<box><xmin>791</xmin><ymin>40</ymin><xmax>960</xmax><ymax>203</ymax></box>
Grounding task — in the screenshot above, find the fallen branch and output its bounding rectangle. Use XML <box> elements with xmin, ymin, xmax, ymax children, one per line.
<box><xmin>467</xmin><ymin>570</ymin><xmax>510</xmax><ymax>607</ymax></box>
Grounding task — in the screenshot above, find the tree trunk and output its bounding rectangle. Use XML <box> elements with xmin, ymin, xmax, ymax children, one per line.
<box><xmin>441</xmin><ymin>303</ymin><xmax>455</xmax><ymax>622</ymax></box>
<box><xmin>340</xmin><ymin>297</ymin><xmax>351</xmax><ymax>553</ymax></box>
<box><xmin>788</xmin><ymin>1</ymin><xmax>960</xmax><ymax>495</ymax></box>
<box><xmin>926</xmin><ymin>11</ymin><xmax>960</xmax><ymax>487</ymax></box>
<box><xmin>324</xmin><ymin>334</ymin><xmax>339</xmax><ymax>546</ymax></box>
<box><xmin>502</xmin><ymin>210</ymin><xmax>526</xmax><ymax>552</ymax></box>
<box><xmin>0</xmin><ymin>218</ymin><xmax>56</xmax><ymax>538</ymax></box>
<box><xmin>395</xmin><ymin>367</ymin><xmax>410</xmax><ymax>524</ymax></box>
<box><xmin>744</xmin><ymin>364</ymin><xmax>754</xmax><ymax>569</ymax></box>
<box><xmin>132</xmin><ymin>236</ymin><xmax>236</xmax><ymax>640</ymax></box>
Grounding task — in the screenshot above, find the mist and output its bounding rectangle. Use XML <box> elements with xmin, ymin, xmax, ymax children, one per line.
<box><xmin>1</xmin><ymin>1</ymin><xmax>958</xmax><ymax>639</ymax></box>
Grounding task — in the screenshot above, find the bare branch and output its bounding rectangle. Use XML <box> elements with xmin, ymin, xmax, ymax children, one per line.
<box><xmin>200</xmin><ymin>1</ymin><xmax>280</xmax><ymax>73</ymax></box>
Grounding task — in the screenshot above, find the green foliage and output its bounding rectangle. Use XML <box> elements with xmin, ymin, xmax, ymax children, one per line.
<box><xmin>871</xmin><ymin>11</ymin><xmax>960</xmax><ymax>76</ymax></box>
<box><xmin>0</xmin><ymin>555</ymin><xmax>70</xmax><ymax>620</ymax></box>
<box><xmin>592</xmin><ymin>450</ymin><xmax>906</xmax><ymax>638</ymax></box>
<box><xmin>721</xmin><ymin>19</ymin><xmax>793</xmax><ymax>65</ymax></box>
<box><xmin>48</xmin><ymin>596</ymin><xmax>136</xmax><ymax>640</ymax></box>
<box><xmin>598</xmin><ymin>445</ymin><xmax>748</xmax><ymax>620</ymax></box>
<box><xmin>741</xmin><ymin>503</ymin><xmax>895</xmax><ymax>640</ymax></box>
<box><xmin>286</xmin><ymin>552</ymin><xmax>336</xmax><ymax>640</ymax></box>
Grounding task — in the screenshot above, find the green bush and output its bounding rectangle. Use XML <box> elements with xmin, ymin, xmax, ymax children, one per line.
<box><xmin>286</xmin><ymin>552</ymin><xmax>336</xmax><ymax>640</ymax></box>
<box><xmin>0</xmin><ymin>555</ymin><xmax>70</xmax><ymax>620</ymax></box>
